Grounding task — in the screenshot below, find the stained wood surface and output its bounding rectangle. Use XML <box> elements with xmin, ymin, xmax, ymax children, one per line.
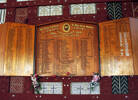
<box><xmin>36</xmin><ymin>21</ymin><xmax>99</xmax><ymax>76</ymax></box>
<box><xmin>0</xmin><ymin>22</ymin><xmax>35</xmax><ymax>76</ymax></box>
<box><xmin>0</xmin><ymin>24</ymin><xmax>7</xmax><ymax>75</ymax></box>
<box><xmin>130</xmin><ymin>18</ymin><xmax>138</xmax><ymax>75</ymax></box>
<box><xmin>99</xmin><ymin>18</ymin><xmax>134</xmax><ymax>76</ymax></box>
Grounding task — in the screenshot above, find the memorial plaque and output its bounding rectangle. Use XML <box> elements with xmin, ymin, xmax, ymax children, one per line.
<box><xmin>99</xmin><ymin>18</ymin><xmax>135</xmax><ymax>76</ymax></box>
<box><xmin>36</xmin><ymin>21</ymin><xmax>99</xmax><ymax>76</ymax></box>
<box><xmin>0</xmin><ymin>22</ymin><xmax>35</xmax><ymax>76</ymax></box>
<box><xmin>130</xmin><ymin>18</ymin><xmax>138</xmax><ymax>75</ymax></box>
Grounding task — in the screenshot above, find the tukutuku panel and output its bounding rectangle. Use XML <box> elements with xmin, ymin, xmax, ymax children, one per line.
<box><xmin>15</xmin><ymin>8</ymin><xmax>28</xmax><ymax>24</ymax></box>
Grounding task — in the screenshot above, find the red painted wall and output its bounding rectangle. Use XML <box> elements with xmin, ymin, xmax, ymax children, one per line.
<box><xmin>0</xmin><ymin>0</ymin><xmax>136</xmax><ymax>25</ymax></box>
<box><xmin>0</xmin><ymin>76</ymin><xmax>138</xmax><ymax>100</ymax></box>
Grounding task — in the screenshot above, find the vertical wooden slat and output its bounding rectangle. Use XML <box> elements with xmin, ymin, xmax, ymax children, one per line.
<box><xmin>4</xmin><ymin>23</ymin><xmax>17</xmax><ymax>75</ymax></box>
<box><xmin>0</xmin><ymin>24</ymin><xmax>7</xmax><ymax>75</ymax></box>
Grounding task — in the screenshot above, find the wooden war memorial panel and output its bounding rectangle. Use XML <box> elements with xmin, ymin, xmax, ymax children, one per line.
<box><xmin>36</xmin><ymin>21</ymin><xmax>99</xmax><ymax>76</ymax></box>
<box><xmin>99</xmin><ymin>18</ymin><xmax>136</xmax><ymax>76</ymax></box>
<box><xmin>0</xmin><ymin>22</ymin><xmax>35</xmax><ymax>76</ymax></box>
<box><xmin>129</xmin><ymin>18</ymin><xmax>138</xmax><ymax>75</ymax></box>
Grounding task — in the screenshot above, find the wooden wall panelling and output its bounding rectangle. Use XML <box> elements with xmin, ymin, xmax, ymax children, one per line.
<box><xmin>57</xmin><ymin>22</ymin><xmax>75</xmax><ymax>76</ymax></box>
<box><xmin>129</xmin><ymin>18</ymin><xmax>138</xmax><ymax>75</ymax></box>
<box><xmin>36</xmin><ymin>21</ymin><xmax>99</xmax><ymax>76</ymax></box>
<box><xmin>73</xmin><ymin>22</ymin><xmax>98</xmax><ymax>76</ymax></box>
<box><xmin>4</xmin><ymin>23</ymin><xmax>17</xmax><ymax>75</ymax></box>
<box><xmin>93</xmin><ymin>26</ymin><xmax>99</xmax><ymax>73</ymax></box>
<box><xmin>99</xmin><ymin>21</ymin><xmax>115</xmax><ymax>76</ymax></box>
<box><xmin>99</xmin><ymin>18</ymin><xmax>134</xmax><ymax>76</ymax></box>
<box><xmin>0</xmin><ymin>24</ymin><xmax>7</xmax><ymax>75</ymax></box>
<box><xmin>0</xmin><ymin>22</ymin><xmax>35</xmax><ymax>76</ymax></box>
<box><xmin>116</xmin><ymin>18</ymin><xmax>134</xmax><ymax>75</ymax></box>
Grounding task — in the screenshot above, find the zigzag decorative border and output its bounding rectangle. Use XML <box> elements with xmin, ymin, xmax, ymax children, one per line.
<box><xmin>107</xmin><ymin>2</ymin><xmax>128</xmax><ymax>94</ymax></box>
<box><xmin>107</xmin><ymin>2</ymin><xmax>122</xmax><ymax>19</ymax></box>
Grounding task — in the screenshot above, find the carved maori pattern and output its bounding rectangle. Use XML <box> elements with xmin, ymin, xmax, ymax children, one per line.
<box><xmin>107</xmin><ymin>2</ymin><xmax>122</xmax><ymax>19</ymax></box>
<box><xmin>106</xmin><ymin>2</ymin><xmax>129</xmax><ymax>94</ymax></box>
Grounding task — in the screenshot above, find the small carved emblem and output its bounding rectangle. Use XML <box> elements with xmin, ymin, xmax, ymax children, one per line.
<box><xmin>63</xmin><ymin>23</ymin><xmax>70</xmax><ymax>32</ymax></box>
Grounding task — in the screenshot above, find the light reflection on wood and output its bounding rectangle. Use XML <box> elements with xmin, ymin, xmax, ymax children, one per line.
<box><xmin>99</xmin><ymin>18</ymin><xmax>138</xmax><ymax>76</ymax></box>
<box><xmin>0</xmin><ymin>22</ymin><xmax>35</xmax><ymax>76</ymax></box>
